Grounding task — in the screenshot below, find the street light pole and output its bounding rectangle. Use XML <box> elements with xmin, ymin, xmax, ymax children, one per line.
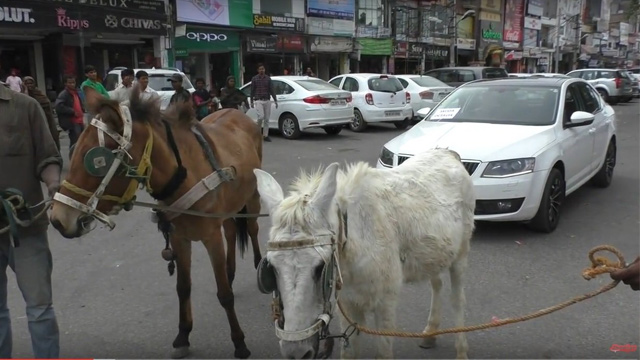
<box><xmin>449</xmin><ymin>0</ymin><xmax>456</xmax><ymax>67</ymax></box>
<box><xmin>554</xmin><ymin>3</ymin><xmax>561</xmax><ymax>73</ymax></box>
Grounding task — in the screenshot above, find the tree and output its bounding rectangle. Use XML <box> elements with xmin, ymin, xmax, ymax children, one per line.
<box><xmin>628</xmin><ymin>0</ymin><xmax>640</xmax><ymax>20</ymax></box>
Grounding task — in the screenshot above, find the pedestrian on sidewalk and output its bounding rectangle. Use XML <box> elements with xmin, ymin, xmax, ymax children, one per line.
<box><xmin>0</xmin><ymin>82</ymin><xmax>62</xmax><ymax>359</ymax></box>
<box><xmin>110</xmin><ymin>68</ymin><xmax>135</xmax><ymax>105</ymax></box>
<box><xmin>54</xmin><ymin>75</ymin><xmax>86</xmax><ymax>151</ymax></box>
<box><xmin>23</xmin><ymin>76</ymin><xmax>59</xmax><ymax>151</ymax></box>
<box><xmin>168</xmin><ymin>74</ymin><xmax>191</xmax><ymax>106</ymax></box>
<box><xmin>5</xmin><ymin>69</ymin><xmax>23</xmax><ymax>93</ymax></box>
<box><xmin>135</xmin><ymin>70</ymin><xmax>160</xmax><ymax>103</ymax></box>
<box><xmin>193</xmin><ymin>78</ymin><xmax>212</xmax><ymax>120</ymax></box>
<box><xmin>250</xmin><ymin>63</ymin><xmax>278</xmax><ymax>142</ymax></box>
<box><xmin>80</xmin><ymin>65</ymin><xmax>109</xmax><ymax>99</ymax></box>
<box><xmin>220</xmin><ymin>75</ymin><xmax>249</xmax><ymax>111</ymax></box>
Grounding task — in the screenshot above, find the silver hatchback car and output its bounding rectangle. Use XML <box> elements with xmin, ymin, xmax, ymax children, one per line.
<box><xmin>566</xmin><ymin>68</ymin><xmax>633</xmax><ymax>104</ymax></box>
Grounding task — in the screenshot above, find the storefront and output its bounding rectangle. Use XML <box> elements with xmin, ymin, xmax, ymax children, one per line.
<box><xmin>243</xmin><ymin>34</ymin><xmax>305</xmax><ymax>80</ymax></box>
<box><xmin>393</xmin><ymin>42</ymin><xmax>422</xmax><ymax>75</ymax></box>
<box><xmin>309</xmin><ymin>36</ymin><xmax>352</xmax><ymax>80</ymax></box>
<box><xmin>356</xmin><ymin>38</ymin><xmax>393</xmax><ymax>73</ymax></box>
<box><xmin>0</xmin><ymin>0</ymin><xmax>166</xmax><ymax>93</ymax></box>
<box><xmin>423</xmin><ymin>45</ymin><xmax>450</xmax><ymax>71</ymax></box>
<box><xmin>174</xmin><ymin>26</ymin><xmax>241</xmax><ymax>94</ymax></box>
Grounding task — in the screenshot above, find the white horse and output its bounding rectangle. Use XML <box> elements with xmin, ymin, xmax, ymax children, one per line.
<box><xmin>254</xmin><ymin>148</ymin><xmax>475</xmax><ymax>359</ymax></box>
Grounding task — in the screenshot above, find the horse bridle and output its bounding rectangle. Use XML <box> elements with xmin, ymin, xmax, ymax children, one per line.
<box><xmin>53</xmin><ymin>104</ymin><xmax>154</xmax><ymax>229</ymax></box>
<box><xmin>259</xmin><ymin>210</ymin><xmax>347</xmax><ymax>343</ymax></box>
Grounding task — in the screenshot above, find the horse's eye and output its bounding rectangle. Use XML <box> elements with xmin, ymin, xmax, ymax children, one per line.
<box><xmin>314</xmin><ymin>263</ymin><xmax>325</xmax><ymax>281</ymax></box>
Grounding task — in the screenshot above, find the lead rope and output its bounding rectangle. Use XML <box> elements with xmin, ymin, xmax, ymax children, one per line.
<box><xmin>336</xmin><ymin>245</ymin><xmax>626</xmax><ymax>339</ymax></box>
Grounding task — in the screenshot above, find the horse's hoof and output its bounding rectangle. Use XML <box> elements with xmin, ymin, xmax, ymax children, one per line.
<box><xmin>171</xmin><ymin>346</ymin><xmax>190</xmax><ymax>359</ymax></box>
<box><xmin>234</xmin><ymin>347</ymin><xmax>251</xmax><ymax>359</ymax></box>
<box><xmin>419</xmin><ymin>336</ymin><xmax>437</xmax><ymax>349</ymax></box>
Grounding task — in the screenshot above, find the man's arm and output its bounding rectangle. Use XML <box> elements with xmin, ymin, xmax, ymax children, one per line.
<box><xmin>54</xmin><ymin>91</ymin><xmax>74</xmax><ymax>115</ymax></box>
<box><xmin>250</xmin><ymin>78</ymin><xmax>256</xmax><ymax>101</ymax></box>
<box><xmin>269</xmin><ymin>78</ymin><xmax>278</xmax><ymax>105</ymax></box>
<box><xmin>28</xmin><ymin>100</ymin><xmax>62</xmax><ymax>197</ymax></box>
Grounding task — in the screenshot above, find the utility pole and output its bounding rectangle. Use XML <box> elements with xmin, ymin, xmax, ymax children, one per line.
<box><xmin>554</xmin><ymin>5</ymin><xmax>562</xmax><ymax>73</ymax></box>
<box><xmin>449</xmin><ymin>0</ymin><xmax>456</xmax><ymax>67</ymax></box>
<box><xmin>574</xmin><ymin>13</ymin><xmax>581</xmax><ymax>70</ymax></box>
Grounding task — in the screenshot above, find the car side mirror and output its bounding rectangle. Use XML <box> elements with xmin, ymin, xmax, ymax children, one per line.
<box><xmin>566</xmin><ymin>111</ymin><xmax>595</xmax><ymax>128</ymax></box>
<box><xmin>416</xmin><ymin>107</ymin><xmax>431</xmax><ymax>118</ymax></box>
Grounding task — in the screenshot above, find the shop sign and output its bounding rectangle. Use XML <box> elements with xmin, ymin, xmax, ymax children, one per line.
<box><xmin>310</xmin><ymin>36</ymin><xmax>352</xmax><ymax>52</ymax></box>
<box><xmin>307</xmin><ymin>17</ymin><xmax>354</xmax><ymax>37</ymax></box>
<box><xmin>176</xmin><ymin>0</ymin><xmax>253</xmax><ymax>29</ymax></box>
<box><xmin>0</xmin><ymin>6</ymin><xmax>36</xmax><ymax>25</ymax></box>
<box><xmin>253</xmin><ymin>14</ymin><xmax>304</xmax><ymax>32</ymax></box>
<box><xmin>48</xmin><ymin>0</ymin><xmax>165</xmax><ymax>15</ymax></box>
<box><xmin>524</xmin><ymin>16</ymin><xmax>541</xmax><ymax>30</ymax></box>
<box><xmin>394</xmin><ymin>42</ymin><xmax>422</xmax><ymax>58</ymax></box>
<box><xmin>307</xmin><ymin>0</ymin><xmax>354</xmax><ymax>20</ymax></box>
<box><xmin>482</xmin><ymin>23</ymin><xmax>502</xmax><ymax>41</ymax></box>
<box><xmin>457</xmin><ymin>38</ymin><xmax>476</xmax><ymax>50</ymax></box>
<box><xmin>425</xmin><ymin>46</ymin><xmax>449</xmax><ymax>59</ymax></box>
<box><xmin>0</xmin><ymin>1</ymin><xmax>166</xmax><ymax>34</ymax></box>
<box><xmin>246</xmin><ymin>34</ymin><xmax>304</xmax><ymax>53</ymax></box>
<box><xmin>480</xmin><ymin>0</ymin><xmax>502</xmax><ymax>13</ymax></box>
<box><xmin>358</xmin><ymin>38</ymin><xmax>393</xmax><ymax>56</ymax></box>
<box><xmin>175</xmin><ymin>27</ymin><xmax>240</xmax><ymax>52</ymax></box>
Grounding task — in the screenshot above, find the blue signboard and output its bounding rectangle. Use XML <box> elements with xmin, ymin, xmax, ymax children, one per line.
<box><xmin>307</xmin><ymin>0</ymin><xmax>354</xmax><ymax>20</ymax></box>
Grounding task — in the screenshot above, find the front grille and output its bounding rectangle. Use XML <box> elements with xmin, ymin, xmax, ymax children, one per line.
<box><xmin>462</xmin><ymin>161</ymin><xmax>480</xmax><ymax>175</ymax></box>
<box><xmin>397</xmin><ymin>156</ymin><xmax>480</xmax><ymax>176</ymax></box>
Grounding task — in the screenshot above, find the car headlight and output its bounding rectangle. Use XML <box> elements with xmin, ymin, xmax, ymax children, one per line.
<box><xmin>379</xmin><ymin>147</ymin><xmax>394</xmax><ymax>166</ymax></box>
<box><xmin>481</xmin><ymin>158</ymin><xmax>535</xmax><ymax>178</ymax></box>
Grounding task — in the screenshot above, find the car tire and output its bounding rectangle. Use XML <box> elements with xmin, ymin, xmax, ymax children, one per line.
<box><xmin>591</xmin><ymin>140</ymin><xmax>616</xmax><ymax>188</ymax></box>
<box><xmin>279</xmin><ymin>114</ymin><xmax>301</xmax><ymax>140</ymax></box>
<box><xmin>597</xmin><ymin>89</ymin><xmax>610</xmax><ymax>103</ymax></box>
<box><xmin>323</xmin><ymin>126</ymin><xmax>342</xmax><ymax>135</ymax></box>
<box><xmin>349</xmin><ymin>109</ymin><xmax>368</xmax><ymax>132</ymax></box>
<box><xmin>394</xmin><ymin>118</ymin><xmax>410</xmax><ymax>130</ymax></box>
<box><xmin>527</xmin><ymin>168</ymin><xmax>565</xmax><ymax>233</ymax></box>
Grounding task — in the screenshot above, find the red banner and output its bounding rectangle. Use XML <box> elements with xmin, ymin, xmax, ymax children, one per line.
<box><xmin>503</xmin><ymin>0</ymin><xmax>524</xmax><ymax>43</ymax></box>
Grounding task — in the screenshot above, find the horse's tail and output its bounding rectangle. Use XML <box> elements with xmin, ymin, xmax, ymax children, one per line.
<box><xmin>235</xmin><ymin>205</ymin><xmax>249</xmax><ymax>257</ymax></box>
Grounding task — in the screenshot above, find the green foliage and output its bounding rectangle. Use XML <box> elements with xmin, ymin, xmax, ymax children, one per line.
<box><xmin>628</xmin><ymin>0</ymin><xmax>640</xmax><ymax>21</ymax></box>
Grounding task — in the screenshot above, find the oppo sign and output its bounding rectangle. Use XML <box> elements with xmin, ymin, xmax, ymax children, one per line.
<box><xmin>186</xmin><ymin>32</ymin><xmax>228</xmax><ymax>42</ymax></box>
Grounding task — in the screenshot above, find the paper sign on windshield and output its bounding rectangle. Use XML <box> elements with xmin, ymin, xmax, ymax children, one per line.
<box><xmin>430</xmin><ymin>108</ymin><xmax>460</xmax><ymax>120</ymax></box>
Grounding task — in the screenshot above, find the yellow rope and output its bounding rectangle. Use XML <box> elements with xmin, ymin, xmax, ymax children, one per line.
<box><xmin>337</xmin><ymin>245</ymin><xmax>626</xmax><ymax>338</ymax></box>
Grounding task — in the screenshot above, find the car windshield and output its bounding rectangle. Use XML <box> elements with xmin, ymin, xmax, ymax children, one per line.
<box><xmin>367</xmin><ymin>76</ymin><xmax>404</xmax><ymax>92</ymax></box>
<box><xmin>148</xmin><ymin>73</ymin><xmax>194</xmax><ymax>91</ymax></box>
<box><xmin>408</xmin><ymin>76</ymin><xmax>449</xmax><ymax>87</ymax></box>
<box><xmin>425</xmin><ymin>85</ymin><xmax>560</xmax><ymax>126</ymax></box>
<box><xmin>295</xmin><ymin>79</ymin><xmax>338</xmax><ymax>91</ymax></box>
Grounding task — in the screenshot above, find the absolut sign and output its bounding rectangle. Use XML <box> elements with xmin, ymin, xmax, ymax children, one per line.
<box><xmin>0</xmin><ymin>7</ymin><xmax>35</xmax><ymax>23</ymax></box>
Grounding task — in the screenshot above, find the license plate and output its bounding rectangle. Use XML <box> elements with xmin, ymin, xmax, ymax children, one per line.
<box><xmin>330</xmin><ymin>100</ymin><xmax>346</xmax><ymax>106</ymax></box>
<box><xmin>385</xmin><ymin>111</ymin><xmax>401</xmax><ymax>117</ymax></box>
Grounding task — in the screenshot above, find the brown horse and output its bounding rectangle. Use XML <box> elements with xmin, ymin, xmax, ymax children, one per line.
<box><xmin>49</xmin><ymin>87</ymin><xmax>264</xmax><ymax>359</ymax></box>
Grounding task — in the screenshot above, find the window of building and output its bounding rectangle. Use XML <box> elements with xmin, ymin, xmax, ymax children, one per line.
<box><xmin>358</xmin><ymin>0</ymin><xmax>384</xmax><ymax>27</ymax></box>
<box><xmin>394</xmin><ymin>6</ymin><xmax>420</xmax><ymax>38</ymax></box>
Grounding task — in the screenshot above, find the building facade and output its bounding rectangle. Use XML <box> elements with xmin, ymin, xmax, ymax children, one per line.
<box><xmin>0</xmin><ymin>0</ymin><xmax>168</xmax><ymax>94</ymax></box>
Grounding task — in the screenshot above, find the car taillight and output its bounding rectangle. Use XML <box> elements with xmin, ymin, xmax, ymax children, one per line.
<box><xmin>365</xmin><ymin>93</ymin><xmax>374</xmax><ymax>105</ymax></box>
<box><xmin>346</xmin><ymin>94</ymin><xmax>352</xmax><ymax>103</ymax></box>
<box><xmin>303</xmin><ymin>95</ymin><xmax>331</xmax><ymax>104</ymax></box>
<box><xmin>405</xmin><ymin>91</ymin><xmax>411</xmax><ymax>103</ymax></box>
<box><xmin>419</xmin><ymin>91</ymin><xmax>434</xmax><ymax>99</ymax></box>
<box><xmin>614</xmin><ymin>77</ymin><xmax>622</xmax><ymax>89</ymax></box>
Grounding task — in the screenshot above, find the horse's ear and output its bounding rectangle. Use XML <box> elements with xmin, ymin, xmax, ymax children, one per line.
<box><xmin>253</xmin><ymin>168</ymin><xmax>284</xmax><ymax>214</ymax></box>
<box><xmin>309</xmin><ymin>162</ymin><xmax>339</xmax><ymax>216</ymax></box>
<box><xmin>83</xmin><ymin>86</ymin><xmax>102</xmax><ymax>115</ymax></box>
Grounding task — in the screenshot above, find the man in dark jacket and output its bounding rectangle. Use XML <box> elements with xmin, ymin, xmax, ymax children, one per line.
<box><xmin>54</xmin><ymin>75</ymin><xmax>85</xmax><ymax>149</ymax></box>
<box><xmin>0</xmin><ymin>81</ymin><xmax>62</xmax><ymax>358</ymax></box>
<box><xmin>23</xmin><ymin>76</ymin><xmax>59</xmax><ymax>150</ymax></box>
<box><xmin>168</xmin><ymin>74</ymin><xmax>191</xmax><ymax>105</ymax></box>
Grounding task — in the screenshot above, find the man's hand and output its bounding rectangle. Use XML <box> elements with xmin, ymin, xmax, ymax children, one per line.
<box><xmin>250</xmin><ymin>102</ymin><xmax>254</xmax><ymax>108</ymax></box>
<box><xmin>274</xmin><ymin>102</ymin><xmax>278</xmax><ymax>109</ymax></box>
<box><xmin>46</xmin><ymin>182</ymin><xmax>60</xmax><ymax>199</ymax></box>
<box><xmin>40</xmin><ymin>164</ymin><xmax>62</xmax><ymax>199</ymax></box>
<box><xmin>610</xmin><ymin>256</ymin><xmax>640</xmax><ymax>291</ymax></box>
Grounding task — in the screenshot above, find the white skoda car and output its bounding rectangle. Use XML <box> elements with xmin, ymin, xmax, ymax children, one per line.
<box><xmin>376</xmin><ymin>77</ymin><xmax>617</xmax><ymax>233</ymax></box>
<box><xmin>328</xmin><ymin>73</ymin><xmax>414</xmax><ymax>131</ymax></box>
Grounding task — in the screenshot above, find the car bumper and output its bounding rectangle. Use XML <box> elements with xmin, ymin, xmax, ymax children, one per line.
<box><xmin>376</xmin><ymin>158</ymin><xmax>549</xmax><ymax>222</ymax></box>
<box><xmin>298</xmin><ymin>115</ymin><xmax>353</xmax><ymax>129</ymax></box>
<box><xmin>360</xmin><ymin>106</ymin><xmax>413</xmax><ymax>123</ymax></box>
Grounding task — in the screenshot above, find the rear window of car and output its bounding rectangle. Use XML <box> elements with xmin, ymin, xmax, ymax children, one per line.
<box><xmin>483</xmin><ymin>68</ymin><xmax>508</xmax><ymax>78</ymax></box>
<box><xmin>295</xmin><ymin>79</ymin><xmax>338</xmax><ymax>91</ymax></box>
<box><xmin>408</xmin><ymin>76</ymin><xmax>449</xmax><ymax>87</ymax></box>
<box><xmin>367</xmin><ymin>76</ymin><xmax>404</xmax><ymax>92</ymax></box>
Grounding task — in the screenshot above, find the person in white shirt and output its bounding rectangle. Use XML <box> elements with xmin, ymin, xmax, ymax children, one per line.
<box><xmin>5</xmin><ymin>69</ymin><xmax>23</xmax><ymax>93</ymax></box>
<box><xmin>135</xmin><ymin>70</ymin><xmax>160</xmax><ymax>103</ymax></box>
<box><xmin>109</xmin><ymin>68</ymin><xmax>134</xmax><ymax>104</ymax></box>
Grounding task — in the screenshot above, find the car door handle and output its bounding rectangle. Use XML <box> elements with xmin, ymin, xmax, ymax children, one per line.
<box><xmin>277</xmin><ymin>96</ymin><xmax>286</xmax><ymax>100</ymax></box>
<box><xmin>588</xmin><ymin>128</ymin><xmax>596</xmax><ymax>134</ymax></box>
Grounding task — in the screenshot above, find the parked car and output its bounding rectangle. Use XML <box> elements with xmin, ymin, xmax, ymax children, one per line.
<box><xmin>240</xmin><ymin>76</ymin><xmax>353</xmax><ymax>139</ymax></box>
<box><xmin>328</xmin><ymin>73</ymin><xmax>413</xmax><ymax>131</ymax></box>
<box><xmin>509</xmin><ymin>73</ymin><xmax>569</xmax><ymax>78</ymax></box>
<box><xmin>394</xmin><ymin>74</ymin><xmax>454</xmax><ymax>122</ymax></box>
<box><xmin>623</xmin><ymin>70</ymin><xmax>640</xmax><ymax>98</ymax></box>
<box><xmin>377</xmin><ymin>77</ymin><xmax>617</xmax><ymax>233</ymax></box>
<box><xmin>566</xmin><ymin>68</ymin><xmax>633</xmax><ymax>104</ymax></box>
<box><xmin>424</xmin><ymin>66</ymin><xmax>509</xmax><ymax>87</ymax></box>
<box><xmin>104</xmin><ymin>67</ymin><xmax>195</xmax><ymax>111</ymax></box>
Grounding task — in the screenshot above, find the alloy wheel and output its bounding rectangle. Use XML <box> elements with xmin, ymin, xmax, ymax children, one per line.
<box><xmin>282</xmin><ymin>118</ymin><xmax>296</xmax><ymax>137</ymax></box>
<box><xmin>547</xmin><ymin>177</ymin><xmax>563</xmax><ymax>225</ymax></box>
<box><xmin>605</xmin><ymin>143</ymin><xmax>616</xmax><ymax>180</ymax></box>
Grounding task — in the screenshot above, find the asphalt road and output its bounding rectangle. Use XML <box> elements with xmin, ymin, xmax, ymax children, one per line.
<box><xmin>6</xmin><ymin>101</ymin><xmax>639</xmax><ymax>359</ymax></box>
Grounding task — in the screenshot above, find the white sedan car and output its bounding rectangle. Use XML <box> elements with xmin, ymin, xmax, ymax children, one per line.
<box><xmin>394</xmin><ymin>74</ymin><xmax>454</xmax><ymax>122</ymax></box>
<box><xmin>377</xmin><ymin>77</ymin><xmax>617</xmax><ymax>233</ymax></box>
<box><xmin>240</xmin><ymin>76</ymin><xmax>353</xmax><ymax>139</ymax></box>
<box><xmin>328</xmin><ymin>73</ymin><xmax>413</xmax><ymax>131</ymax></box>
